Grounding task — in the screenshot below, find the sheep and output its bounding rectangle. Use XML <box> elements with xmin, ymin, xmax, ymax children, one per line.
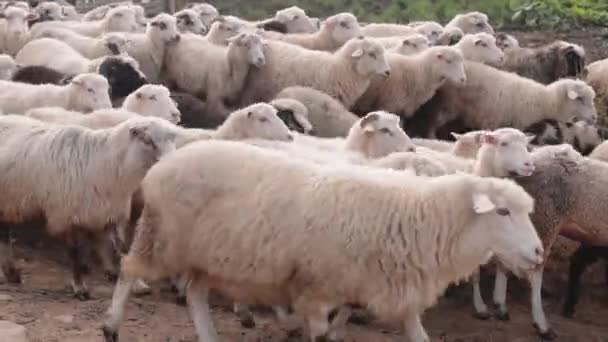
<box><xmin>269</xmin><ymin>98</ymin><xmax>313</xmax><ymax>134</ymax></box>
<box><xmin>562</xmin><ymin>245</ymin><xmax>608</xmax><ymax>319</ymax></box>
<box><xmin>240</xmin><ymin>37</ymin><xmax>390</xmax><ymax>109</ymax></box>
<box><xmin>28</xmin><ymin>84</ymin><xmax>180</xmax><ymax>126</ymax></box>
<box><xmin>413</xmin><ymin>130</ymin><xmax>487</xmax><ymax>159</ymax></box>
<box><xmin>30</xmin><ymin>5</ymin><xmax>137</xmax><ymax>38</ymax></box>
<box><xmin>362</xmin><ymin>22</ymin><xmax>439</xmax><ymax>42</ymax></box>
<box><xmin>174</xmin><ymin>9</ymin><xmax>206</xmax><ymax>35</ymax></box>
<box><xmin>454</xmin><ymin>32</ymin><xmax>504</xmax><ymax>66</ymax></box>
<box><xmin>120</xmin><ymin>13</ymin><xmax>181</xmax><ymax>83</ymax></box>
<box><xmin>274</xmin><ymin>86</ymin><xmax>359</xmax><ymax>138</ymax></box>
<box><xmin>32</xmin><ymin>28</ymin><xmax>129</xmax><ymax>58</ymax></box>
<box><xmin>169</xmin><ymin>91</ymin><xmax>225</xmax><ymax>129</ymax></box>
<box><xmin>187</xmin><ymin>2</ymin><xmax>219</xmax><ymax>28</ymax></box>
<box><xmin>584</xmin><ymin>58</ymin><xmax>608</xmax><ymax>125</ymax></box>
<box><xmin>525</xmin><ymin>119</ymin><xmax>607</xmax><ymax>155</ymax></box>
<box><xmin>495</xmin><ymin>32</ymin><xmax>519</xmax><ymax>50</ymax></box>
<box><xmin>11</xmin><ymin>65</ymin><xmax>72</xmax><ymax>84</ymax></box>
<box><xmin>34</xmin><ymin>1</ymin><xmax>63</xmax><ymax>21</ymax></box>
<box><xmin>203</xmin><ymin>17</ymin><xmax>240</xmax><ymax>45</ymax></box>
<box><xmin>371</xmin><ymin>152</ymin><xmax>448</xmax><ymax>176</ymax></box>
<box><xmin>497</xmin><ymin>36</ymin><xmax>586</xmax><ymax>84</ymax></box>
<box><xmin>0</xmin><ymin>53</ymin><xmax>16</xmax><ymax>79</ymax></box>
<box><xmin>101</xmin><ymin>138</ymin><xmax>543</xmax><ymax>342</ymax></box>
<box><xmin>0</xmin><ymin>72</ymin><xmax>111</xmax><ymax>113</ymax></box>
<box><xmin>16</xmin><ymin>38</ymin><xmax>109</xmax><ymax>75</ymax></box>
<box><xmin>277</xmin><ymin>12</ymin><xmax>361</xmax><ymax>51</ymax></box>
<box><xmin>0</xmin><ymin>115</ymin><xmax>178</xmax><ymax>300</ymax></box>
<box><xmin>406</xmin><ymin>21</ymin><xmax>444</xmax><ymax>44</ymax></box>
<box><xmin>445</xmin><ymin>11</ymin><xmax>494</xmax><ymax>35</ymax></box>
<box><xmin>61</xmin><ymin>5</ymin><xmax>80</xmax><ymax>21</ymax></box>
<box><xmin>414</xmin><ymin>61</ymin><xmax>597</xmax><ymax>139</ymax></box>
<box><xmin>435</xmin><ymin>26</ymin><xmax>464</xmax><ymax>46</ymax></box>
<box><xmin>373</xmin><ymin>33</ymin><xmax>429</xmax><ymax>56</ymax></box>
<box><xmin>272</xmin><ymin>6</ymin><xmax>317</xmax><ymax>33</ymax></box>
<box><xmin>164</xmin><ymin>32</ymin><xmax>265</xmax><ymax>116</ymax></box>
<box><xmin>0</xmin><ymin>6</ymin><xmax>33</xmax><ymax>55</ymax></box>
<box><xmin>353</xmin><ymin>46</ymin><xmax>466</xmax><ymax>119</ymax></box>
<box><xmin>97</xmin><ymin>54</ymin><xmax>148</xmax><ymax>102</ymax></box>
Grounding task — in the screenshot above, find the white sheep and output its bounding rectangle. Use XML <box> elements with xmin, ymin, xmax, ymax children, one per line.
<box><xmin>0</xmin><ymin>53</ymin><xmax>17</xmax><ymax>79</ymax></box>
<box><xmin>240</xmin><ymin>37</ymin><xmax>390</xmax><ymax>109</ymax></box>
<box><xmin>0</xmin><ymin>115</ymin><xmax>179</xmax><ymax>299</ymax></box>
<box><xmin>413</xmin><ymin>130</ymin><xmax>487</xmax><ymax>159</ymax></box>
<box><xmin>274</xmin><ymin>86</ymin><xmax>359</xmax><ymax>138</ymax></box>
<box><xmin>371</xmin><ymin>152</ymin><xmax>448</xmax><ymax>176</ymax></box>
<box><xmin>353</xmin><ymin>46</ymin><xmax>466</xmax><ymax>118</ymax></box>
<box><xmin>454</xmin><ymin>32</ymin><xmax>504</xmax><ymax>66</ymax></box>
<box><xmin>407</xmin><ymin>21</ymin><xmax>444</xmax><ymax>43</ymax></box>
<box><xmin>584</xmin><ymin>58</ymin><xmax>608</xmax><ymax>125</ymax></box>
<box><xmin>269</xmin><ymin>98</ymin><xmax>313</xmax><ymax>134</ymax></box>
<box><xmin>174</xmin><ymin>9</ymin><xmax>206</xmax><ymax>35</ymax></box>
<box><xmin>362</xmin><ymin>22</ymin><xmax>436</xmax><ymax>41</ymax></box>
<box><xmin>35</xmin><ymin>1</ymin><xmax>63</xmax><ymax>21</ymax></box>
<box><xmin>445</xmin><ymin>11</ymin><xmax>494</xmax><ymax>35</ymax></box>
<box><xmin>0</xmin><ymin>72</ymin><xmax>111</xmax><ymax>113</ymax></box>
<box><xmin>61</xmin><ymin>4</ymin><xmax>80</xmax><ymax>21</ymax></box>
<box><xmin>187</xmin><ymin>2</ymin><xmax>219</xmax><ymax>28</ymax></box>
<box><xmin>273</xmin><ymin>6</ymin><xmax>317</xmax><ymax>33</ymax></box>
<box><xmin>30</xmin><ymin>5</ymin><xmax>138</xmax><ymax>38</ymax></box>
<box><xmin>16</xmin><ymin>38</ymin><xmax>107</xmax><ymax>75</ymax></box>
<box><xmin>102</xmin><ymin>139</ymin><xmax>543</xmax><ymax>342</ymax></box>
<box><xmin>203</xmin><ymin>17</ymin><xmax>240</xmax><ymax>45</ymax></box>
<box><xmin>277</xmin><ymin>12</ymin><xmax>361</xmax><ymax>51</ymax></box>
<box><xmin>421</xmin><ymin>61</ymin><xmax>597</xmax><ymax>138</ymax></box>
<box><xmin>373</xmin><ymin>33</ymin><xmax>429</xmax><ymax>56</ymax></box>
<box><xmin>31</xmin><ymin>28</ymin><xmax>129</xmax><ymax>58</ymax></box>
<box><xmin>164</xmin><ymin>32</ymin><xmax>265</xmax><ymax>116</ymax></box>
<box><xmin>120</xmin><ymin>13</ymin><xmax>181</xmax><ymax>83</ymax></box>
<box><xmin>0</xmin><ymin>6</ymin><xmax>33</xmax><ymax>56</ymax></box>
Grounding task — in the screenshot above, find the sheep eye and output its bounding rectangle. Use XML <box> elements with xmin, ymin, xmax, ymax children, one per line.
<box><xmin>380</xmin><ymin>127</ymin><xmax>392</xmax><ymax>135</ymax></box>
<box><xmin>368</xmin><ymin>52</ymin><xmax>376</xmax><ymax>59</ymax></box>
<box><xmin>149</xmin><ymin>95</ymin><xmax>157</xmax><ymax>101</ymax></box>
<box><xmin>476</xmin><ymin>22</ymin><xmax>484</xmax><ymax>27</ymax></box>
<box><xmin>114</xmin><ymin>13</ymin><xmax>123</xmax><ymax>17</ymax></box>
<box><xmin>159</xmin><ymin>22</ymin><xmax>167</xmax><ymax>30</ymax></box>
<box><xmin>445</xmin><ymin>59</ymin><xmax>452</xmax><ymax>64</ymax></box>
<box><xmin>339</xmin><ymin>21</ymin><xmax>348</xmax><ymax>28</ymax></box>
<box><xmin>481</xmin><ymin>42</ymin><xmax>487</xmax><ymax>47</ymax></box>
<box><xmin>431</xmin><ymin>31</ymin><xmax>439</xmax><ymax>36</ymax></box>
<box><xmin>496</xmin><ymin>208</ymin><xmax>510</xmax><ymax>216</ymax></box>
<box><xmin>293</xmin><ymin>15</ymin><xmax>299</xmax><ymax>20</ymax></box>
<box><xmin>258</xmin><ymin>117</ymin><xmax>269</xmax><ymax>123</ymax></box>
<box><xmin>87</xmin><ymin>88</ymin><xmax>94</xmax><ymax>93</ymax></box>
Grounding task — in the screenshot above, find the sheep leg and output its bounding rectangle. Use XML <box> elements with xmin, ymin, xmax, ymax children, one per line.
<box><xmin>327</xmin><ymin>306</ymin><xmax>353</xmax><ymax>341</ymax></box>
<box><xmin>274</xmin><ymin>305</ymin><xmax>291</xmax><ymax>321</ymax></box>
<box><xmin>171</xmin><ymin>274</ymin><xmax>189</xmax><ymax>305</ymax></box>
<box><xmin>403</xmin><ymin>313</ymin><xmax>430</xmax><ymax>342</ymax></box>
<box><xmin>187</xmin><ymin>280</ymin><xmax>220</xmax><ymax>342</ymax></box>
<box><xmin>471</xmin><ymin>269</ymin><xmax>490</xmax><ymax>320</ymax></box>
<box><xmin>529</xmin><ymin>267</ymin><xmax>556</xmax><ymax>340</ymax></box>
<box><xmin>103</xmin><ymin>274</ymin><xmax>135</xmax><ymax>342</ymax></box>
<box><xmin>492</xmin><ymin>266</ymin><xmax>510</xmax><ymax>320</ymax></box>
<box><xmin>306</xmin><ymin>307</ymin><xmax>332</xmax><ymax>342</ymax></box>
<box><xmin>1</xmin><ymin>228</ymin><xmax>21</xmax><ymax>284</ymax></box>
<box><xmin>562</xmin><ymin>245</ymin><xmax>598</xmax><ymax>318</ymax></box>
<box><xmin>95</xmin><ymin>234</ymin><xmax>119</xmax><ymax>282</ymax></box>
<box><xmin>67</xmin><ymin>233</ymin><xmax>90</xmax><ymax>300</ymax></box>
<box><xmin>233</xmin><ymin>302</ymin><xmax>256</xmax><ymax>328</ymax></box>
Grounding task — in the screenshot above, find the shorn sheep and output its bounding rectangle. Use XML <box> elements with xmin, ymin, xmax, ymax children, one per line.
<box><xmin>32</xmin><ymin>27</ymin><xmax>129</xmax><ymax>58</ymax></box>
<box><xmin>0</xmin><ymin>72</ymin><xmax>111</xmax><ymax>113</ymax></box>
<box><xmin>0</xmin><ymin>6</ymin><xmax>34</xmax><ymax>55</ymax></box>
<box><xmin>414</xmin><ymin>61</ymin><xmax>597</xmax><ymax>139</ymax></box>
<box><xmin>101</xmin><ymin>139</ymin><xmax>543</xmax><ymax>342</ymax></box>
<box><xmin>240</xmin><ymin>37</ymin><xmax>391</xmax><ymax>109</ymax></box>
<box><xmin>0</xmin><ymin>115</ymin><xmax>179</xmax><ymax>300</ymax></box>
<box><xmin>164</xmin><ymin>32</ymin><xmax>265</xmax><ymax>116</ymax></box>
<box><xmin>353</xmin><ymin>46</ymin><xmax>466</xmax><ymax>119</ymax></box>
<box><xmin>278</xmin><ymin>12</ymin><xmax>361</xmax><ymax>51</ymax></box>
<box><xmin>584</xmin><ymin>58</ymin><xmax>608</xmax><ymax>125</ymax></box>
<box><xmin>121</xmin><ymin>13</ymin><xmax>181</xmax><ymax>83</ymax></box>
<box><xmin>274</xmin><ymin>86</ymin><xmax>359</xmax><ymax>138</ymax></box>
<box><xmin>497</xmin><ymin>35</ymin><xmax>586</xmax><ymax>84</ymax></box>
<box><xmin>445</xmin><ymin>11</ymin><xmax>494</xmax><ymax>35</ymax></box>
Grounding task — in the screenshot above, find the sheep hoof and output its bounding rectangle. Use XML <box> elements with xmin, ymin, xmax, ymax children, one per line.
<box><xmin>494</xmin><ymin>310</ymin><xmax>510</xmax><ymax>321</ymax></box>
<box><xmin>102</xmin><ymin>326</ymin><xmax>118</xmax><ymax>342</ymax></box>
<box><xmin>238</xmin><ymin>314</ymin><xmax>256</xmax><ymax>329</ymax></box>
<box><xmin>1</xmin><ymin>263</ymin><xmax>22</xmax><ymax>284</ymax></box>
<box><xmin>472</xmin><ymin>311</ymin><xmax>491</xmax><ymax>320</ymax></box>
<box><xmin>175</xmin><ymin>295</ymin><xmax>187</xmax><ymax>307</ymax></box>
<box><xmin>74</xmin><ymin>289</ymin><xmax>91</xmax><ymax>301</ymax></box>
<box><xmin>105</xmin><ymin>271</ymin><xmax>119</xmax><ymax>283</ymax></box>
<box><xmin>534</xmin><ymin>324</ymin><xmax>557</xmax><ymax>341</ymax></box>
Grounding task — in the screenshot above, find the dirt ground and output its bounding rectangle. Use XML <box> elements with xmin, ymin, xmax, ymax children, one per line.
<box><xmin>2</xmin><ymin>29</ymin><xmax>608</xmax><ymax>342</ymax></box>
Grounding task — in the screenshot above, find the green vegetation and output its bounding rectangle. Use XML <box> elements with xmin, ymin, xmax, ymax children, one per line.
<box><xmin>213</xmin><ymin>0</ymin><xmax>608</xmax><ymax>29</ymax></box>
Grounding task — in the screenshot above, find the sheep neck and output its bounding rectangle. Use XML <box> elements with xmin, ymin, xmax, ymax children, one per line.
<box><xmin>226</xmin><ymin>44</ymin><xmax>250</xmax><ymax>88</ymax></box>
<box><xmin>327</xmin><ymin>53</ymin><xmax>370</xmax><ymax>108</ymax></box>
<box><xmin>511</xmin><ymin>86</ymin><xmax>560</xmax><ymax>129</ymax></box>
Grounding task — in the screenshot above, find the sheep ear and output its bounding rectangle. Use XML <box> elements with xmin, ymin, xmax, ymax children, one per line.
<box><xmin>472</xmin><ymin>193</ymin><xmax>496</xmax><ymax>214</ymax></box>
<box><xmin>360</xmin><ymin>112</ymin><xmax>379</xmax><ymax>131</ymax></box>
<box><xmin>450</xmin><ymin>132</ymin><xmax>462</xmax><ymax>140</ymax></box>
<box><xmin>129</xmin><ymin>125</ymin><xmax>145</xmax><ymax>138</ymax></box>
<box><xmin>525</xmin><ymin>134</ymin><xmax>536</xmax><ymax>143</ymax></box>
<box><xmin>567</xmin><ymin>90</ymin><xmax>578</xmax><ymax>100</ymax></box>
<box><xmin>351</xmin><ymin>48</ymin><xmax>363</xmax><ymax>58</ymax></box>
<box><xmin>436</xmin><ymin>52</ymin><xmax>444</xmax><ymax>60</ymax></box>
<box><xmin>480</xmin><ymin>132</ymin><xmax>498</xmax><ymax>145</ymax></box>
<box><xmin>402</xmin><ymin>39</ymin><xmax>410</xmax><ymax>46</ymax></box>
<box><xmin>135</xmin><ymin>92</ymin><xmax>143</xmax><ymax>99</ymax></box>
<box><xmin>474</xmin><ymin>39</ymin><xmax>484</xmax><ymax>46</ymax></box>
<box><xmin>71</xmin><ymin>79</ymin><xmax>83</xmax><ymax>87</ymax></box>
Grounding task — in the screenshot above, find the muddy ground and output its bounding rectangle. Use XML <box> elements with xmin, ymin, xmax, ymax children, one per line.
<box><xmin>2</xmin><ymin>29</ymin><xmax>608</xmax><ymax>342</ymax></box>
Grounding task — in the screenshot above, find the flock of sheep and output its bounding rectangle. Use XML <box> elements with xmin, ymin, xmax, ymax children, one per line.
<box><xmin>0</xmin><ymin>1</ymin><xmax>607</xmax><ymax>341</ymax></box>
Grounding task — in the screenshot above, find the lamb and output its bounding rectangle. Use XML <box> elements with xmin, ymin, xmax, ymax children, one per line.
<box><xmin>454</xmin><ymin>32</ymin><xmax>504</xmax><ymax>66</ymax></box>
<box><xmin>272</xmin><ymin>6</ymin><xmax>317</xmax><ymax>33</ymax></box>
<box><xmin>269</xmin><ymin>98</ymin><xmax>313</xmax><ymax>134</ymax></box>
<box><xmin>240</xmin><ymin>37</ymin><xmax>391</xmax><ymax>109</ymax></box>
<box><xmin>187</xmin><ymin>2</ymin><xmax>219</xmax><ymax>29</ymax></box>
<box><xmin>353</xmin><ymin>46</ymin><xmax>466</xmax><ymax>119</ymax></box>
<box><xmin>164</xmin><ymin>32</ymin><xmax>265</xmax><ymax>116</ymax></box>
<box><xmin>277</xmin><ymin>12</ymin><xmax>361</xmax><ymax>51</ymax></box>
<box><xmin>0</xmin><ymin>6</ymin><xmax>34</xmax><ymax>55</ymax></box>
<box><xmin>0</xmin><ymin>115</ymin><xmax>179</xmax><ymax>300</ymax></box>
<box><xmin>27</xmin><ymin>84</ymin><xmax>181</xmax><ymax>126</ymax></box>
<box><xmin>174</xmin><ymin>9</ymin><xmax>206</xmax><ymax>35</ymax></box>
<box><xmin>203</xmin><ymin>17</ymin><xmax>240</xmax><ymax>45</ymax></box>
<box><xmin>32</xmin><ymin>28</ymin><xmax>129</xmax><ymax>58</ymax></box>
<box><xmin>274</xmin><ymin>86</ymin><xmax>359</xmax><ymax>138</ymax></box>
<box><xmin>0</xmin><ymin>53</ymin><xmax>17</xmax><ymax>79</ymax></box>
<box><xmin>30</xmin><ymin>5</ymin><xmax>138</xmax><ymax>38</ymax></box>
<box><xmin>495</xmin><ymin>32</ymin><xmax>519</xmax><ymax>50</ymax></box>
<box><xmin>415</xmin><ymin>61</ymin><xmax>597</xmax><ymax>139</ymax></box>
<box><xmin>497</xmin><ymin>36</ymin><xmax>586</xmax><ymax>84</ymax></box>
<box><xmin>120</xmin><ymin>13</ymin><xmax>181</xmax><ymax>83</ymax></box>
<box><xmin>584</xmin><ymin>58</ymin><xmax>608</xmax><ymax>125</ymax></box>
<box><xmin>16</xmin><ymin>38</ymin><xmax>109</xmax><ymax>75</ymax></box>
<box><xmin>373</xmin><ymin>33</ymin><xmax>429</xmax><ymax>56</ymax></box>
<box><xmin>34</xmin><ymin>1</ymin><xmax>63</xmax><ymax>21</ymax></box>
<box><xmin>435</xmin><ymin>26</ymin><xmax>464</xmax><ymax>46</ymax></box>
<box><xmin>101</xmin><ymin>139</ymin><xmax>543</xmax><ymax>342</ymax></box>
<box><xmin>0</xmin><ymin>72</ymin><xmax>111</xmax><ymax>113</ymax></box>
<box><xmin>445</xmin><ymin>11</ymin><xmax>494</xmax><ymax>35</ymax></box>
